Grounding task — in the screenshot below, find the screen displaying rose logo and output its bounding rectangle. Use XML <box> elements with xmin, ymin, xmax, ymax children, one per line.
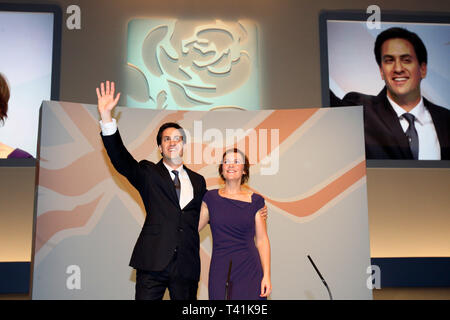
<box><xmin>126</xmin><ymin>19</ymin><xmax>260</xmax><ymax>110</ymax></box>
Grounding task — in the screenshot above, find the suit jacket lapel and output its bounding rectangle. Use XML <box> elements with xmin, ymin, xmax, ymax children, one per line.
<box><xmin>376</xmin><ymin>89</ymin><xmax>413</xmax><ymax>158</ymax></box>
<box><xmin>183</xmin><ymin>165</ymin><xmax>201</xmax><ymax>209</ymax></box>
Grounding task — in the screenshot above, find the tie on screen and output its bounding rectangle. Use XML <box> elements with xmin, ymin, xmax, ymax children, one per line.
<box><xmin>403</xmin><ymin>113</ymin><xmax>419</xmax><ymax>160</ymax></box>
<box><xmin>172</xmin><ymin>170</ymin><xmax>181</xmax><ymax>201</ymax></box>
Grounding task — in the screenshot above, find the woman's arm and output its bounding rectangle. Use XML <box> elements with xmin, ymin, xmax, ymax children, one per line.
<box><xmin>198</xmin><ymin>201</ymin><xmax>210</xmax><ymax>232</ymax></box>
<box><xmin>255</xmin><ymin>209</ymin><xmax>272</xmax><ymax>297</ymax></box>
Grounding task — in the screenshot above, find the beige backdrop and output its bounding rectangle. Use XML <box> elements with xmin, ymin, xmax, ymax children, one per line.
<box><xmin>31</xmin><ymin>101</ymin><xmax>370</xmax><ymax>299</ymax></box>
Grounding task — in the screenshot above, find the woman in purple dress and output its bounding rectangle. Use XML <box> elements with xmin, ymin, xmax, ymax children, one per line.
<box><xmin>199</xmin><ymin>148</ymin><xmax>271</xmax><ymax>300</ymax></box>
<box><xmin>0</xmin><ymin>73</ymin><xmax>33</xmax><ymax>159</ymax></box>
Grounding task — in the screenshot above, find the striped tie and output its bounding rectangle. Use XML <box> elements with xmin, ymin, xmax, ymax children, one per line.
<box><xmin>172</xmin><ymin>170</ymin><xmax>181</xmax><ymax>201</ymax></box>
<box><xmin>403</xmin><ymin>113</ymin><xmax>419</xmax><ymax>160</ymax></box>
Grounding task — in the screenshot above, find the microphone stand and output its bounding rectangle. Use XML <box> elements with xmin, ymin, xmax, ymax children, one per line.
<box><xmin>225</xmin><ymin>260</ymin><xmax>232</xmax><ymax>300</ymax></box>
<box><xmin>307</xmin><ymin>255</ymin><xmax>333</xmax><ymax>300</ymax></box>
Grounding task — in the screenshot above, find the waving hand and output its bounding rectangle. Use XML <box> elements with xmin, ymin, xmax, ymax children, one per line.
<box><xmin>96</xmin><ymin>81</ymin><xmax>121</xmax><ymax>123</ymax></box>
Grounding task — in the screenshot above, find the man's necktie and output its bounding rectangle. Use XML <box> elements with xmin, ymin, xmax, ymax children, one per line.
<box><xmin>403</xmin><ymin>113</ymin><xmax>419</xmax><ymax>160</ymax></box>
<box><xmin>172</xmin><ymin>170</ymin><xmax>181</xmax><ymax>201</ymax></box>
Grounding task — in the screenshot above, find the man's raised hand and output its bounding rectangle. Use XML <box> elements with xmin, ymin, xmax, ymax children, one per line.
<box><xmin>96</xmin><ymin>81</ymin><xmax>120</xmax><ymax>123</ymax></box>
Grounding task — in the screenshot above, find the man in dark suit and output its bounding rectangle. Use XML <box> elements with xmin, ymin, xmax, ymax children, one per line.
<box><xmin>96</xmin><ymin>81</ymin><xmax>206</xmax><ymax>300</ymax></box>
<box><xmin>341</xmin><ymin>27</ymin><xmax>450</xmax><ymax>160</ymax></box>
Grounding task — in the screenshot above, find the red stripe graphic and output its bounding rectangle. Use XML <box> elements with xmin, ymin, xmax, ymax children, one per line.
<box><xmin>35</xmin><ymin>195</ymin><xmax>103</xmax><ymax>252</ymax></box>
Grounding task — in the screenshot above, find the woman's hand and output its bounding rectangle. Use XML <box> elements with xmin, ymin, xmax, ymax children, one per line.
<box><xmin>260</xmin><ymin>275</ymin><xmax>272</xmax><ymax>297</ymax></box>
<box><xmin>259</xmin><ymin>205</ymin><xmax>268</xmax><ymax>220</ymax></box>
<box><xmin>96</xmin><ymin>81</ymin><xmax>120</xmax><ymax>123</ymax></box>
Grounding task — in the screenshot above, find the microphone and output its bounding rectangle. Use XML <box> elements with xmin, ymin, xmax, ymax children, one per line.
<box><xmin>225</xmin><ymin>260</ymin><xmax>232</xmax><ymax>300</ymax></box>
<box><xmin>307</xmin><ymin>255</ymin><xmax>333</xmax><ymax>300</ymax></box>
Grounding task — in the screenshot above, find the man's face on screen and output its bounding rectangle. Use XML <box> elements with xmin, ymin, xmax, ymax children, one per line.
<box><xmin>379</xmin><ymin>38</ymin><xmax>427</xmax><ymax>106</ymax></box>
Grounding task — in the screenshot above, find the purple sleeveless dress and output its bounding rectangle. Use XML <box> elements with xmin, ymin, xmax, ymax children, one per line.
<box><xmin>203</xmin><ymin>189</ymin><xmax>266</xmax><ymax>300</ymax></box>
<box><xmin>7</xmin><ymin>148</ymin><xmax>33</xmax><ymax>159</ymax></box>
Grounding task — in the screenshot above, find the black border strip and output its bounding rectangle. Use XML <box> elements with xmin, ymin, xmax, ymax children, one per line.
<box><xmin>371</xmin><ymin>257</ymin><xmax>450</xmax><ymax>287</ymax></box>
<box><xmin>2</xmin><ymin>258</ymin><xmax>450</xmax><ymax>295</ymax></box>
<box><xmin>0</xmin><ymin>262</ymin><xmax>30</xmax><ymax>294</ymax></box>
<box><xmin>0</xmin><ymin>158</ymin><xmax>36</xmax><ymax>167</ymax></box>
<box><xmin>367</xmin><ymin>159</ymin><xmax>450</xmax><ymax>168</ymax></box>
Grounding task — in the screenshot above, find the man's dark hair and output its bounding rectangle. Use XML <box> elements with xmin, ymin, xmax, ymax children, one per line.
<box><xmin>156</xmin><ymin>122</ymin><xmax>185</xmax><ymax>146</ymax></box>
<box><xmin>374</xmin><ymin>27</ymin><xmax>427</xmax><ymax>66</ymax></box>
<box><xmin>0</xmin><ymin>73</ymin><xmax>10</xmax><ymax>124</ymax></box>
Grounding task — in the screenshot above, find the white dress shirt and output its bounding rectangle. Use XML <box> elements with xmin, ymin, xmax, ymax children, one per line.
<box><xmin>162</xmin><ymin>162</ymin><xmax>194</xmax><ymax>209</ymax></box>
<box><xmin>100</xmin><ymin>118</ymin><xmax>194</xmax><ymax>208</ymax></box>
<box><xmin>387</xmin><ymin>96</ymin><xmax>441</xmax><ymax>160</ymax></box>
<box><xmin>100</xmin><ymin>118</ymin><xmax>118</xmax><ymax>136</ymax></box>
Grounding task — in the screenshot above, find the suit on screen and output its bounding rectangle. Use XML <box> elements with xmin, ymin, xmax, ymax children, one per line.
<box><xmin>342</xmin><ymin>87</ymin><xmax>450</xmax><ymax>160</ymax></box>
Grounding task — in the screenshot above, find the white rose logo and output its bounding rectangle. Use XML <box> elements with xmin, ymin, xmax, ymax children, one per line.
<box><xmin>126</xmin><ymin>19</ymin><xmax>260</xmax><ymax>110</ymax></box>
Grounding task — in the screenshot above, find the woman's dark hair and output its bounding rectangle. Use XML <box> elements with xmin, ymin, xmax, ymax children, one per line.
<box><xmin>218</xmin><ymin>148</ymin><xmax>250</xmax><ymax>185</ymax></box>
<box><xmin>156</xmin><ymin>122</ymin><xmax>185</xmax><ymax>146</ymax></box>
<box><xmin>0</xmin><ymin>73</ymin><xmax>10</xmax><ymax>124</ymax></box>
<box><xmin>374</xmin><ymin>27</ymin><xmax>427</xmax><ymax>67</ymax></box>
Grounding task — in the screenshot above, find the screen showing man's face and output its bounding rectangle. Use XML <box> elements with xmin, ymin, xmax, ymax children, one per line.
<box><xmin>379</xmin><ymin>38</ymin><xmax>427</xmax><ymax>106</ymax></box>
